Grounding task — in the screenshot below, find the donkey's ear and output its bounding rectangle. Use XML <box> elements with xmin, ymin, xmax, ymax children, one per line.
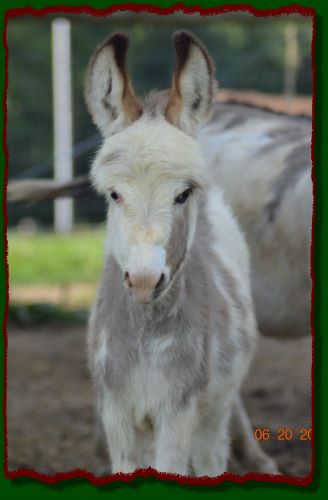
<box><xmin>166</xmin><ymin>31</ymin><xmax>217</xmax><ymax>136</ymax></box>
<box><xmin>85</xmin><ymin>33</ymin><xmax>142</xmax><ymax>137</ymax></box>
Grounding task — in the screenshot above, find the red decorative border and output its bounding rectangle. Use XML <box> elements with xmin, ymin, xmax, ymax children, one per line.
<box><xmin>2</xmin><ymin>2</ymin><xmax>316</xmax><ymax>488</ymax></box>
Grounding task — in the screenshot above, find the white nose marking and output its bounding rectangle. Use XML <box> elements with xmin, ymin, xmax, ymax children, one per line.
<box><xmin>127</xmin><ymin>244</ymin><xmax>166</xmax><ymax>276</ymax></box>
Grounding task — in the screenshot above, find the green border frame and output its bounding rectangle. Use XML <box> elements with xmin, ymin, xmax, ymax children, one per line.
<box><xmin>1</xmin><ymin>0</ymin><xmax>326</xmax><ymax>497</ymax></box>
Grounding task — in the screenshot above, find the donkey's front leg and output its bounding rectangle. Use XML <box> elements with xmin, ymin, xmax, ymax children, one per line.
<box><xmin>154</xmin><ymin>398</ymin><xmax>197</xmax><ymax>476</ymax></box>
<box><xmin>100</xmin><ymin>392</ymin><xmax>137</xmax><ymax>474</ymax></box>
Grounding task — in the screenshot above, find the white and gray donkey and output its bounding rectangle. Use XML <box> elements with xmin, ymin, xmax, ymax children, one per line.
<box><xmin>86</xmin><ymin>31</ymin><xmax>274</xmax><ymax>477</ymax></box>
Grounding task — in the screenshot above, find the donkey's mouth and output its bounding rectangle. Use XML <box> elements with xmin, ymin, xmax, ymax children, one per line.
<box><xmin>124</xmin><ymin>272</ymin><xmax>167</xmax><ymax>303</ymax></box>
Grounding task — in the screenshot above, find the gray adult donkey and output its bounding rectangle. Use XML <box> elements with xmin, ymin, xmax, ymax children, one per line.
<box><xmin>85</xmin><ymin>31</ymin><xmax>277</xmax><ymax>477</ymax></box>
<box><xmin>199</xmin><ymin>103</ymin><xmax>312</xmax><ymax>339</ymax></box>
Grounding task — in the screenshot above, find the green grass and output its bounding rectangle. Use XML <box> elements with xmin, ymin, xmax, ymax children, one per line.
<box><xmin>7</xmin><ymin>228</ymin><xmax>106</xmax><ymax>285</ymax></box>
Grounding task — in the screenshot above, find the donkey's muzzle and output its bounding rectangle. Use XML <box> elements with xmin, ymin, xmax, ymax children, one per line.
<box><xmin>124</xmin><ymin>272</ymin><xmax>165</xmax><ymax>303</ymax></box>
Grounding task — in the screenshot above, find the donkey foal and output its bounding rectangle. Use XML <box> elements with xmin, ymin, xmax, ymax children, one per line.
<box><xmin>86</xmin><ymin>31</ymin><xmax>263</xmax><ymax>477</ymax></box>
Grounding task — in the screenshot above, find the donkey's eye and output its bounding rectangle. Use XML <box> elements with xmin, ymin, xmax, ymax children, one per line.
<box><xmin>174</xmin><ymin>188</ymin><xmax>193</xmax><ymax>205</ymax></box>
<box><xmin>110</xmin><ymin>191</ymin><xmax>122</xmax><ymax>203</ymax></box>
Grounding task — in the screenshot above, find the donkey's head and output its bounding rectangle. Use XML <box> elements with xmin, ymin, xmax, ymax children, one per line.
<box><xmin>85</xmin><ymin>31</ymin><xmax>216</xmax><ymax>303</ymax></box>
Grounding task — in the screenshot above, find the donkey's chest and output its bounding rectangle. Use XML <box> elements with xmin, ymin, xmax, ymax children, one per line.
<box><xmin>105</xmin><ymin>332</ymin><xmax>175</xmax><ymax>405</ymax></box>
<box><xmin>126</xmin><ymin>358</ymin><xmax>172</xmax><ymax>425</ymax></box>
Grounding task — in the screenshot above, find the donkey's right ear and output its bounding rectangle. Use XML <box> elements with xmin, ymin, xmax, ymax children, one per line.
<box><xmin>84</xmin><ymin>33</ymin><xmax>142</xmax><ymax>137</ymax></box>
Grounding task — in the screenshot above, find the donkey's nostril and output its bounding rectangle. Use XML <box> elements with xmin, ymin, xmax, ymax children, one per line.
<box><xmin>124</xmin><ymin>271</ymin><xmax>132</xmax><ymax>289</ymax></box>
<box><xmin>155</xmin><ymin>273</ymin><xmax>165</xmax><ymax>290</ymax></box>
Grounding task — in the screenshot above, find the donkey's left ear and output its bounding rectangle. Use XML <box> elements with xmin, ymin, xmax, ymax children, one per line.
<box><xmin>166</xmin><ymin>31</ymin><xmax>217</xmax><ymax>136</ymax></box>
<box><xmin>85</xmin><ymin>33</ymin><xmax>142</xmax><ymax>137</ymax></box>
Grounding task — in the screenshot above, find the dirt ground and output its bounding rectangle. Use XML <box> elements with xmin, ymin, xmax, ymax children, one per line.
<box><xmin>6</xmin><ymin>325</ymin><xmax>312</xmax><ymax>478</ymax></box>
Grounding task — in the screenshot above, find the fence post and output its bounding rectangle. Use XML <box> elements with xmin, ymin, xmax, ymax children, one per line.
<box><xmin>52</xmin><ymin>17</ymin><xmax>73</xmax><ymax>233</ymax></box>
<box><xmin>284</xmin><ymin>23</ymin><xmax>299</xmax><ymax>111</ymax></box>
